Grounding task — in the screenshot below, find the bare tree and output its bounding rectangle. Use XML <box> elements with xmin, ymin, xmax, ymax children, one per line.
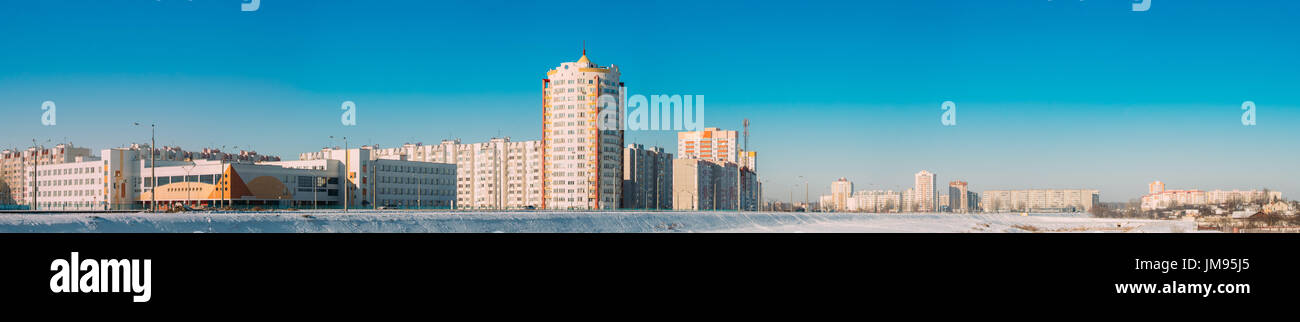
<box><xmin>1088</xmin><ymin>203</ymin><xmax>1108</xmax><ymax>217</ymax></box>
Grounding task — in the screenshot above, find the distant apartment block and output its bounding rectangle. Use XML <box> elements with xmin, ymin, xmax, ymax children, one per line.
<box><xmin>622</xmin><ymin>144</ymin><xmax>672</xmax><ymax>209</ymax></box>
<box><xmin>672</xmin><ymin>158</ymin><xmax>758</xmax><ymax>211</ymax></box>
<box><xmin>370</xmin><ymin>138</ymin><xmax>543</xmax><ymax>209</ymax></box>
<box><xmin>948</xmin><ymin>180</ymin><xmax>972</xmax><ymax>213</ymax></box>
<box><xmin>1</xmin><ymin>144</ymin><xmax>93</xmax><ymax>206</ymax></box>
<box><xmin>902</xmin><ymin>188</ymin><xmax>915</xmax><ymax>212</ymax></box>
<box><xmin>913</xmin><ymin>170</ymin><xmax>937</xmax><ymax>212</ymax></box>
<box><xmin>678</xmin><ymin>127</ymin><xmax>738</xmax><ymax>163</ymax></box>
<box><xmin>982</xmin><ymin>189</ymin><xmax>1100</xmax><ymax>213</ymax></box>
<box><xmin>831</xmin><ymin>178</ymin><xmax>853</xmax><ymax>211</ymax></box>
<box><xmin>848</xmin><ymin>190</ymin><xmax>904</xmax><ymax>213</ymax></box>
<box><xmin>1141</xmin><ymin>180</ymin><xmax>1283</xmax><ymax>211</ymax></box>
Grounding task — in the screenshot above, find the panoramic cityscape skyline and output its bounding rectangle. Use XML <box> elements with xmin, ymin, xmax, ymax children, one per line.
<box><xmin>2</xmin><ymin>0</ymin><xmax>1297</xmax><ymax>202</ymax></box>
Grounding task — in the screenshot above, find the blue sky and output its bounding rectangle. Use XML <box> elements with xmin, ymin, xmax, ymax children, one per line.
<box><xmin>2</xmin><ymin>0</ymin><xmax>1297</xmax><ymax>202</ymax></box>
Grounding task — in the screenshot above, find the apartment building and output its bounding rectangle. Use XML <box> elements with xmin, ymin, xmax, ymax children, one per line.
<box><xmin>678</xmin><ymin>127</ymin><xmax>740</xmax><ymax>163</ymax></box>
<box><xmin>1</xmin><ymin>143</ymin><xmax>93</xmax><ymax>206</ymax></box>
<box><xmin>622</xmin><ymin>144</ymin><xmax>673</xmax><ymax>210</ymax></box>
<box><xmin>850</xmin><ymin>190</ymin><xmax>904</xmax><ymax>213</ymax></box>
<box><xmin>1141</xmin><ymin>180</ymin><xmax>1283</xmax><ymax>210</ymax></box>
<box><xmin>831</xmin><ymin>178</ymin><xmax>853</xmax><ymax>211</ymax></box>
<box><xmin>948</xmin><ymin>181</ymin><xmax>970</xmax><ymax>213</ymax></box>
<box><xmin>982</xmin><ymin>189</ymin><xmax>1100</xmax><ymax>213</ymax></box>
<box><xmin>672</xmin><ymin>158</ymin><xmax>758</xmax><ymax>211</ymax></box>
<box><xmin>371</xmin><ymin>138</ymin><xmax>543</xmax><ymax>209</ymax></box>
<box><xmin>543</xmin><ymin>51</ymin><xmax>624</xmax><ymax>209</ymax></box>
<box><xmin>23</xmin><ymin>155</ymin><xmax>104</xmax><ymax>211</ymax></box>
<box><xmin>914</xmin><ymin>170</ymin><xmax>938</xmax><ymax>212</ymax></box>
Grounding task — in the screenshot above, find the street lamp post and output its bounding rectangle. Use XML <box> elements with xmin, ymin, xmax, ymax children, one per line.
<box><xmin>417</xmin><ymin>169</ymin><xmax>422</xmax><ymax>210</ymax></box>
<box><xmin>182</xmin><ymin>164</ymin><xmax>199</xmax><ymax>210</ymax></box>
<box><xmin>790</xmin><ymin>176</ymin><xmax>800</xmax><ymax>211</ymax></box>
<box><xmin>331</xmin><ymin>136</ymin><xmax>349</xmax><ymax>212</ymax></box>
<box><xmin>134</xmin><ymin>122</ymin><xmax>156</xmax><ymax>212</ymax></box>
<box><xmin>30</xmin><ymin>139</ymin><xmax>38</xmax><ymax>211</ymax></box>
<box><xmin>372</xmin><ymin>157</ymin><xmax>377</xmax><ymax>209</ymax></box>
<box><xmin>796</xmin><ymin>175</ymin><xmax>808</xmax><ymax>212</ymax></box>
<box><xmin>29</xmin><ymin>139</ymin><xmax>52</xmax><ymax>211</ymax></box>
<box><xmin>789</xmin><ymin>184</ymin><xmax>795</xmax><ymax>212</ymax></box>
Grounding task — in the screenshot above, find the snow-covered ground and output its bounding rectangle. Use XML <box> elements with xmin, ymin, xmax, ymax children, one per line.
<box><xmin>0</xmin><ymin>211</ymin><xmax>1197</xmax><ymax>233</ymax></box>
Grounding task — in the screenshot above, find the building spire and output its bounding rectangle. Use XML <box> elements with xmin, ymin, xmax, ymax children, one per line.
<box><xmin>576</xmin><ymin>41</ymin><xmax>591</xmax><ymax>66</ymax></box>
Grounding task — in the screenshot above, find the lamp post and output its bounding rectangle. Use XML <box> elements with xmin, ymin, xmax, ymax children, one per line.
<box><xmin>796</xmin><ymin>176</ymin><xmax>808</xmax><ymax>212</ymax></box>
<box><xmin>134</xmin><ymin>122</ymin><xmax>156</xmax><ymax>212</ymax></box>
<box><xmin>417</xmin><ymin>168</ymin><xmax>422</xmax><ymax>211</ymax></box>
<box><xmin>371</xmin><ymin>156</ymin><xmax>377</xmax><ymax>210</ymax></box>
<box><xmin>181</xmin><ymin>164</ymin><xmax>199</xmax><ymax>210</ymax></box>
<box><xmin>330</xmin><ymin>136</ymin><xmax>349</xmax><ymax>212</ymax></box>
<box><xmin>789</xmin><ymin>183</ymin><xmax>796</xmax><ymax>212</ymax></box>
<box><xmin>30</xmin><ymin>139</ymin><xmax>39</xmax><ymax>211</ymax></box>
<box><xmin>29</xmin><ymin>139</ymin><xmax>52</xmax><ymax>211</ymax></box>
<box><xmin>790</xmin><ymin>176</ymin><xmax>800</xmax><ymax>211</ymax></box>
<box><xmin>655</xmin><ymin>162</ymin><xmax>662</xmax><ymax>210</ymax></box>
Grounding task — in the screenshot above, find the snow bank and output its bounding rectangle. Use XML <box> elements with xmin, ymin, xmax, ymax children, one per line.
<box><xmin>0</xmin><ymin>211</ymin><xmax>1197</xmax><ymax>233</ymax></box>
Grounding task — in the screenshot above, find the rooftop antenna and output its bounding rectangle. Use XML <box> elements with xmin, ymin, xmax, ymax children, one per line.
<box><xmin>743</xmin><ymin>118</ymin><xmax>750</xmax><ymax>153</ymax></box>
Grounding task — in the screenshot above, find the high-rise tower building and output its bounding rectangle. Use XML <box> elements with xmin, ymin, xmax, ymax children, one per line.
<box><xmin>949</xmin><ymin>180</ymin><xmax>969</xmax><ymax>213</ymax></box>
<box><xmin>831</xmin><ymin>178</ymin><xmax>853</xmax><ymax>211</ymax></box>
<box><xmin>542</xmin><ymin>50</ymin><xmax>624</xmax><ymax>209</ymax></box>
<box><xmin>914</xmin><ymin>170</ymin><xmax>937</xmax><ymax>212</ymax></box>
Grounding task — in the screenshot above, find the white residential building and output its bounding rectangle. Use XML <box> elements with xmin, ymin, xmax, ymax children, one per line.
<box><xmin>982</xmin><ymin>189</ymin><xmax>1100</xmax><ymax>213</ymax></box>
<box><xmin>2</xmin><ymin>143</ymin><xmax>93</xmax><ymax>206</ymax></box>
<box><xmin>902</xmin><ymin>188</ymin><xmax>915</xmax><ymax>212</ymax></box>
<box><xmin>847</xmin><ymin>190</ymin><xmax>905</xmax><ymax>213</ymax></box>
<box><xmin>831</xmin><ymin>178</ymin><xmax>853</xmax><ymax>211</ymax></box>
<box><xmin>1208</xmin><ymin>189</ymin><xmax>1282</xmax><ymax>204</ymax></box>
<box><xmin>1140</xmin><ymin>180</ymin><xmax>1284</xmax><ymax>211</ymax></box>
<box><xmin>23</xmin><ymin>156</ymin><xmax>104</xmax><ymax>211</ymax></box>
<box><xmin>370</xmin><ymin>138</ymin><xmax>543</xmax><ymax>209</ymax></box>
<box><xmin>672</xmin><ymin>158</ymin><xmax>758</xmax><ymax>211</ymax></box>
<box><xmin>543</xmin><ymin>51</ymin><xmax>624</xmax><ymax>209</ymax></box>
<box><xmin>914</xmin><ymin>170</ymin><xmax>937</xmax><ymax>212</ymax></box>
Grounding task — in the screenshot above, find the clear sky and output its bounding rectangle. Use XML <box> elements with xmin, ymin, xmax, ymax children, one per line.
<box><xmin>2</xmin><ymin>0</ymin><xmax>1297</xmax><ymax>202</ymax></box>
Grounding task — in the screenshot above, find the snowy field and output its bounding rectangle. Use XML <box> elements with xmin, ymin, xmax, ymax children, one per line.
<box><xmin>0</xmin><ymin>211</ymin><xmax>1197</xmax><ymax>233</ymax></box>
